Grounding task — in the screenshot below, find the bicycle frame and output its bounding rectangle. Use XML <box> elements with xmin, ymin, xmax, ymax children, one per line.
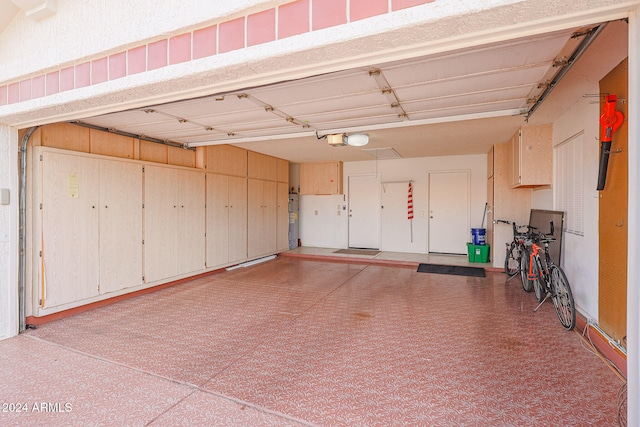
<box><xmin>529</xmin><ymin>237</ymin><xmax>554</xmax><ymax>307</ymax></box>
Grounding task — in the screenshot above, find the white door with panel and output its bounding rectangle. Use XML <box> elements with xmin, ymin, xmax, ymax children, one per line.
<box><xmin>348</xmin><ymin>174</ymin><xmax>381</xmax><ymax>249</ymax></box>
<box><xmin>428</xmin><ymin>171</ymin><xmax>469</xmax><ymax>254</ymax></box>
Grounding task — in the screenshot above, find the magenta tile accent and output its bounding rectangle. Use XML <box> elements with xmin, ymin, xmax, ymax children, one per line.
<box><xmin>148</xmin><ymin>39</ymin><xmax>168</xmax><ymax>71</ymax></box>
<box><xmin>0</xmin><ymin>85</ymin><xmax>7</xmax><ymax>105</ymax></box>
<box><xmin>392</xmin><ymin>0</ymin><xmax>435</xmax><ymax>11</ymax></box>
<box><xmin>278</xmin><ymin>0</ymin><xmax>310</xmax><ymax>39</ymax></box>
<box><xmin>109</xmin><ymin>52</ymin><xmax>127</xmax><ymax>80</ymax></box>
<box><xmin>46</xmin><ymin>71</ymin><xmax>59</xmax><ymax>95</ymax></box>
<box><xmin>92</xmin><ymin>57</ymin><xmax>108</xmax><ymax>84</ymax></box>
<box><xmin>170</xmin><ymin>33</ymin><xmax>192</xmax><ymax>65</ymax></box>
<box><xmin>75</xmin><ymin>62</ymin><xmax>91</xmax><ymax>88</ymax></box>
<box><xmin>128</xmin><ymin>46</ymin><xmax>147</xmax><ymax>75</ymax></box>
<box><xmin>193</xmin><ymin>25</ymin><xmax>217</xmax><ymax>59</ymax></box>
<box><xmin>247</xmin><ymin>9</ymin><xmax>275</xmax><ymax>47</ymax></box>
<box><xmin>351</xmin><ymin>0</ymin><xmax>388</xmax><ymax>21</ymax></box>
<box><xmin>312</xmin><ymin>0</ymin><xmax>347</xmax><ymax>31</ymax></box>
<box><xmin>60</xmin><ymin>66</ymin><xmax>75</xmax><ymax>92</ymax></box>
<box><xmin>19</xmin><ymin>79</ymin><xmax>32</xmax><ymax>101</ymax></box>
<box><xmin>8</xmin><ymin>82</ymin><xmax>19</xmax><ymax>104</ymax></box>
<box><xmin>219</xmin><ymin>17</ymin><xmax>245</xmax><ymax>54</ymax></box>
<box><xmin>32</xmin><ymin>75</ymin><xmax>45</xmax><ymax>98</ymax></box>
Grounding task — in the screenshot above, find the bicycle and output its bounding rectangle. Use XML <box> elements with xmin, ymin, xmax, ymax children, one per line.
<box><xmin>494</xmin><ymin>220</ymin><xmax>534</xmax><ymax>293</ymax></box>
<box><xmin>527</xmin><ymin>222</ymin><xmax>576</xmax><ymax>330</ymax></box>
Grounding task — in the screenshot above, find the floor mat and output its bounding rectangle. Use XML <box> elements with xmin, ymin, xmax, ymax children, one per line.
<box><xmin>417</xmin><ymin>263</ymin><xmax>486</xmax><ymax>277</ymax></box>
<box><xmin>333</xmin><ymin>249</ymin><xmax>381</xmax><ymax>256</ymax></box>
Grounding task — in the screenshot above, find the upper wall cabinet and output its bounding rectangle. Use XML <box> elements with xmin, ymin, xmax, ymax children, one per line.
<box><xmin>248</xmin><ymin>151</ymin><xmax>277</xmax><ymax>181</ymax></box>
<box><xmin>206</xmin><ymin>145</ymin><xmax>248</xmax><ymax>176</ymax></box>
<box><xmin>299</xmin><ymin>161</ymin><xmax>343</xmax><ymax>195</ymax></box>
<box><xmin>508</xmin><ymin>124</ymin><xmax>552</xmax><ymax>188</ymax></box>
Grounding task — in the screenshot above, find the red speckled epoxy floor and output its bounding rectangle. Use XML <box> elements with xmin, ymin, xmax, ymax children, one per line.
<box><xmin>2</xmin><ymin>256</ymin><xmax>623</xmax><ymax>426</ymax></box>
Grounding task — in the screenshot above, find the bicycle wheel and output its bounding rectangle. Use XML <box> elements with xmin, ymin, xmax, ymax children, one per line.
<box><xmin>550</xmin><ymin>265</ymin><xmax>576</xmax><ymax>330</ymax></box>
<box><xmin>504</xmin><ymin>242</ymin><xmax>519</xmax><ymax>276</ymax></box>
<box><xmin>531</xmin><ymin>256</ymin><xmax>546</xmax><ymax>302</ymax></box>
<box><xmin>519</xmin><ymin>246</ymin><xmax>533</xmax><ymax>292</ymax></box>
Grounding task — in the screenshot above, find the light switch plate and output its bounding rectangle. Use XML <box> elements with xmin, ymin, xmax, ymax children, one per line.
<box><xmin>0</xmin><ymin>188</ymin><xmax>9</xmax><ymax>205</ymax></box>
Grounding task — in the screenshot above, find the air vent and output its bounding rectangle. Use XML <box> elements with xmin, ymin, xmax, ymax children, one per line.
<box><xmin>362</xmin><ymin>147</ymin><xmax>401</xmax><ymax>159</ymax></box>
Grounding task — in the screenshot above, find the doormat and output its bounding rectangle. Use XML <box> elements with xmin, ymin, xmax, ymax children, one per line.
<box><xmin>417</xmin><ymin>263</ymin><xmax>486</xmax><ymax>277</ymax></box>
<box><xmin>333</xmin><ymin>249</ymin><xmax>381</xmax><ymax>256</ymax></box>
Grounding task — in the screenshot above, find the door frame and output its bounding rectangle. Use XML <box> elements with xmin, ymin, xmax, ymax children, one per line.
<box><xmin>426</xmin><ymin>169</ymin><xmax>470</xmax><ymax>254</ymax></box>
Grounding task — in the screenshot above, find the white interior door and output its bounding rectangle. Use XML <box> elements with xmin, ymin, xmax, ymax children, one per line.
<box><xmin>428</xmin><ymin>171</ymin><xmax>469</xmax><ymax>254</ymax></box>
<box><xmin>348</xmin><ymin>174</ymin><xmax>381</xmax><ymax>249</ymax></box>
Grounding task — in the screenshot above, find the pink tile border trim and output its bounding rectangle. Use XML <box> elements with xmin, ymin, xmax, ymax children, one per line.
<box><xmin>1</xmin><ymin>0</ymin><xmax>437</xmax><ymax>105</ymax></box>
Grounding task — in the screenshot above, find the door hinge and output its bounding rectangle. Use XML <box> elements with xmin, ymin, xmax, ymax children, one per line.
<box><xmin>142</xmin><ymin>276</ymin><xmax>145</xmax><ymax>282</ymax></box>
<box><xmin>39</xmin><ymin>154</ymin><xmax>43</xmax><ymax>161</ymax></box>
<box><xmin>39</xmin><ymin>251</ymin><xmax>42</xmax><ymax>257</ymax></box>
<box><xmin>39</xmin><ymin>203</ymin><xmax>43</xmax><ymax>210</ymax></box>
<box><xmin>39</xmin><ymin>299</ymin><xmax>42</xmax><ymax>306</ymax></box>
<box><xmin>142</xmin><ymin>239</ymin><xmax>145</xmax><ymax>245</ymax></box>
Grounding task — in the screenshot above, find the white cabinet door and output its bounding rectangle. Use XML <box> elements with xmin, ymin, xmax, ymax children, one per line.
<box><xmin>228</xmin><ymin>176</ymin><xmax>248</xmax><ymax>264</ymax></box>
<box><xmin>248</xmin><ymin>179</ymin><xmax>265</xmax><ymax>258</ymax></box>
<box><xmin>99</xmin><ymin>159</ymin><xmax>143</xmax><ymax>294</ymax></box>
<box><xmin>206</xmin><ymin>174</ymin><xmax>247</xmax><ymax>267</ymax></box>
<box><xmin>206</xmin><ymin>173</ymin><xmax>229</xmax><ymax>268</ymax></box>
<box><xmin>178</xmin><ymin>170</ymin><xmax>205</xmax><ymax>275</ymax></box>
<box><xmin>42</xmin><ymin>152</ymin><xmax>100</xmax><ymax>308</ymax></box>
<box><xmin>144</xmin><ymin>165</ymin><xmax>179</xmax><ymax>282</ymax></box>
<box><xmin>248</xmin><ymin>179</ymin><xmax>277</xmax><ymax>258</ymax></box>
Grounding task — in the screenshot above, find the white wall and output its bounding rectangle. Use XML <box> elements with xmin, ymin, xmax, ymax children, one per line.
<box><xmin>299</xmin><ymin>154</ymin><xmax>487</xmax><ymax>253</ymax></box>
<box><xmin>550</xmin><ymin>88</ymin><xmax>601</xmax><ymax>320</ymax></box>
<box><xmin>0</xmin><ymin>0</ymin><xmax>280</xmax><ymax>82</ymax></box>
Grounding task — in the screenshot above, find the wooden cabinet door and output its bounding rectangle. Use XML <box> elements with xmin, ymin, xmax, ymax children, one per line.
<box><xmin>178</xmin><ymin>170</ymin><xmax>206</xmax><ymax>275</ymax></box>
<box><xmin>99</xmin><ymin>159</ymin><xmax>143</xmax><ymax>294</ymax></box>
<box><xmin>42</xmin><ymin>152</ymin><xmax>100</xmax><ymax>307</ymax></box>
<box><xmin>228</xmin><ymin>176</ymin><xmax>248</xmax><ymax>263</ymax></box>
<box><xmin>247</xmin><ymin>179</ymin><xmax>265</xmax><ymax>258</ymax></box>
<box><xmin>263</xmin><ymin>180</ymin><xmax>277</xmax><ymax>254</ymax></box>
<box><xmin>277</xmin><ymin>182</ymin><xmax>289</xmax><ymax>251</ymax></box>
<box><xmin>206</xmin><ymin>173</ymin><xmax>229</xmax><ymax>268</ymax></box>
<box><xmin>144</xmin><ymin>165</ymin><xmax>179</xmax><ymax>282</ymax></box>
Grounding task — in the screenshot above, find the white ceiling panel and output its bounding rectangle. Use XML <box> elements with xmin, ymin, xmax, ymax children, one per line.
<box><xmin>74</xmin><ymin>21</ymin><xmax>612</xmax><ymax>163</ymax></box>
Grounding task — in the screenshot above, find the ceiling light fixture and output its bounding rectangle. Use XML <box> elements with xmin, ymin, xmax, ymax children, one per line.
<box><xmin>346</xmin><ymin>133</ymin><xmax>369</xmax><ymax>146</ymax></box>
<box><xmin>326</xmin><ymin>133</ymin><xmax>369</xmax><ymax>147</ymax></box>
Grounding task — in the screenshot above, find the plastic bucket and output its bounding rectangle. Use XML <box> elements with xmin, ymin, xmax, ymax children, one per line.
<box><xmin>471</xmin><ymin>228</ymin><xmax>486</xmax><ymax>245</ymax></box>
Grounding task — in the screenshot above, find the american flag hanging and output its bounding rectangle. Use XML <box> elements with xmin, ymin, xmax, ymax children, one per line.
<box><xmin>407</xmin><ymin>182</ymin><xmax>414</xmax><ymax>220</ymax></box>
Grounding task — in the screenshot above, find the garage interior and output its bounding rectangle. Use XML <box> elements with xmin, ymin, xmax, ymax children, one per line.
<box><xmin>1</xmin><ymin>4</ymin><xmax>632</xmax><ymax>426</ymax></box>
